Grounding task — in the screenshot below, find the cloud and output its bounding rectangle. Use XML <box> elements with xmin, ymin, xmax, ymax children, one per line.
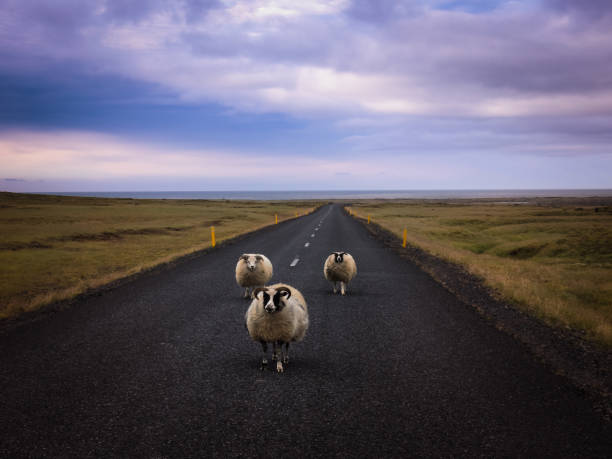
<box><xmin>337</xmin><ymin>114</ymin><xmax>612</xmax><ymax>158</ymax></box>
<box><xmin>546</xmin><ymin>0</ymin><xmax>612</xmax><ymax>19</ymax></box>
<box><xmin>1</xmin><ymin>128</ymin><xmax>610</xmax><ymax>191</ymax></box>
<box><xmin>0</xmin><ymin>130</ymin><xmax>260</xmax><ymax>180</ymax></box>
<box><xmin>2</xmin><ymin>0</ymin><xmax>612</xmax><ymax>121</ymax></box>
<box><xmin>1</xmin><ymin>0</ymin><xmax>612</xmax><ymax>192</ymax></box>
<box><xmin>0</xmin><ymin>129</ymin><xmax>397</xmax><ymax>186</ymax></box>
<box><xmin>345</xmin><ymin>0</ymin><xmax>421</xmax><ymax>23</ymax></box>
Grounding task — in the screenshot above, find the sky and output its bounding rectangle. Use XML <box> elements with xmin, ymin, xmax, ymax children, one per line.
<box><xmin>1</xmin><ymin>0</ymin><xmax>612</xmax><ymax>191</ymax></box>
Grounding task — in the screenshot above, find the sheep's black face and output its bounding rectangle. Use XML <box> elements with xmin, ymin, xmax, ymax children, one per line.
<box><xmin>334</xmin><ymin>252</ymin><xmax>345</xmax><ymax>263</ymax></box>
<box><xmin>263</xmin><ymin>290</ymin><xmax>287</xmax><ymax>313</ymax></box>
<box><xmin>263</xmin><ymin>292</ymin><xmax>272</xmax><ymax>311</ymax></box>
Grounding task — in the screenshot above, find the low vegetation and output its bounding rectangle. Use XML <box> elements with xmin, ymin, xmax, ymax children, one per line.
<box><xmin>348</xmin><ymin>198</ymin><xmax>612</xmax><ymax>346</ymax></box>
<box><xmin>0</xmin><ymin>192</ymin><xmax>319</xmax><ymax>319</ymax></box>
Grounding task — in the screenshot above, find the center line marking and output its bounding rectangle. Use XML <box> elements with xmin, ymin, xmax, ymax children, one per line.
<box><xmin>290</xmin><ymin>258</ymin><xmax>299</xmax><ymax>267</ymax></box>
<box><xmin>311</xmin><ymin>233</ymin><xmax>315</xmax><ymax>237</ymax></box>
<box><xmin>304</xmin><ymin>242</ymin><xmax>310</xmax><ymax>247</ymax></box>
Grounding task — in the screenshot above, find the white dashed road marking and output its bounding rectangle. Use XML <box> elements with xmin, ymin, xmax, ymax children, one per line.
<box><xmin>311</xmin><ymin>233</ymin><xmax>315</xmax><ymax>237</ymax></box>
<box><xmin>290</xmin><ymin>258</ymin><xmax>300</xmax><ymax>267</ymax></box>
<box><xmin>304</xmin><ymin>242</ymin><xmax>310</xmax><ymax>247</ymax></box>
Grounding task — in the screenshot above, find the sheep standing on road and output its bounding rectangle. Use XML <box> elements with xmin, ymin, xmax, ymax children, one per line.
<box><xmin>235</xmin><ymin>254</ymin><xmax>273</xmax><ymax>298</ymax></box>
<box><xmin>245</xmin><ymin>283</ymin><xmax>309</xmax><ymax>373</ymax></box>
<box><xmin>324</xmin><ymin>251</ymin><xmax>357</xmax><ymax>295</ymax></box>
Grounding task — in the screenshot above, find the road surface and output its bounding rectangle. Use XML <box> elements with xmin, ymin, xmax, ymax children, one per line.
<box><xmin>1</xmin><ymin>204</ymin><xmax>610</xmax><ymax>457</ymax></box>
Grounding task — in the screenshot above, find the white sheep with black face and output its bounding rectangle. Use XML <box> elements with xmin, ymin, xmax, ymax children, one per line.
<box><xmin>235</xmin><ymin>253</ymin><xmax>273</xmax><ymax>298</ymax></box>
<box><xmin>323</xmin><ymin>251</ymin><xmax>357</xmax><ymax>295</ymax></box>
<box><xmin>245</xmin><ymin>283</ymin><xmax>309</xmax><ymax>373</ymax></box>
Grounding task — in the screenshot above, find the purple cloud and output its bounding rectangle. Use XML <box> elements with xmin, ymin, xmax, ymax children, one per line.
<box><xmin>103</xmin><ymin>0</ymin><xmax>221</xmax><ymax>23</ymax></box>
<box><xmin>346</xmin><ymin>0</ymin><xmax>421</xmax><ymax>23</ymax></box>
<box><xmin>2</xmin><ymin>1</ymin><xmax>610</xmax><ymax>109</ymax></box>
<box><xmin>547</xmin><ymin>0</ymin><xmax>612</xmax><ymax>18</ymax></box>
<box><xmin>1</xmin><ymin>0</ymin><xmax>611</xmax><ymax>192</ymax></box>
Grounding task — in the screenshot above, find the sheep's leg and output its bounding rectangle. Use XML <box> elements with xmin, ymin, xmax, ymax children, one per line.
<box><xmin>272</xmin><ymin>341</ymin><xmax>284</xmax><ymax>363</ymax></box>
<box><xmin>259</xmin><ymin>341</ymin><xmax>268</xmax><ymax>370</ymax></box>
<box><xmin>274</xmin><ymin>341</ymin><xmax>284</xmax><ymax>373</ymax></box>
<box><xmin>243</xmin><ymin>287</ymin><xmax>250</xmax><ymax>299</ymax></box>
<box><xmin>283</xmin><ymin>342</ymin><xmax>290</xmax><ymax>365</ymax></box>
<box><xmin>272</xmin><ymin>341</ymin><xmax>278</xmax><ymax>361</ymax></box>
<box><xmin>340</xmin><ymin>282</ymin><xmax>346</xmax><ymax>295</ymax></box>
<box><xmin>332</xmin><ymin>281</ymin><xmax>338</xmax><ymax>294</ymax></box>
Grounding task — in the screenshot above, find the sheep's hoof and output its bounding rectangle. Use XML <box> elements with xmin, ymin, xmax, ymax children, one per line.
<box><xmin>260</xmin><ymin>359</ymin><xmax>268</xmax><ymax>370</ymax></box>
<box><xmin>276</xmin><ymin>361</ymin><xmax>284</xmax><ymax>373</ymax></box>
<box><xmin>283</xmin><ymin>356</ymin><xmax>289</xmax><ymax>364</ymax></box>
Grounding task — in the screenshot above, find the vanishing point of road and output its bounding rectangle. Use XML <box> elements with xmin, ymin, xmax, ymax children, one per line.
<box><xmin>1</xmin><ymin>204</ymin><xmax>610</xmax><ymax>457</ymax></box>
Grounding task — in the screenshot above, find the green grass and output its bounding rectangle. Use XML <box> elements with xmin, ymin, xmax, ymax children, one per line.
<box><xmin>348</xmin><ymin>199</ymin><xmax>612</xmax><ymax>346</ymax></box>
<box><xmin>0</xmin><ymin>192</ymin><xmax>320</xmax><ymax>319</ymax></box>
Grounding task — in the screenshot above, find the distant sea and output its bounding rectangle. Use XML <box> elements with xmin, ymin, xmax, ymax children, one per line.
<box><xmin>38</xmin><ymin>189</ymin><xmax>612</xmax><ymax>200</ymax></box>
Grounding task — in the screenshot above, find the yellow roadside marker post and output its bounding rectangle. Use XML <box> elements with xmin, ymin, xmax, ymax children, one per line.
<box><xmin>368</xmin><ymin>215</ymin><xmax>370</xmax><ymax>224</ymax></box>
<box><xmin>275</xmin><ymin>214</ymin><xmax>278</xmax><ymax>224</ymax></box>
<box><xmin>402</xmin><ymin>228</ymin><xmax>407</xmax><ymax>248</ymax></box>
<box><xmin>211</xmin><ymin>226</ymin><xmax>216</xmax><ymax>247</ymax></box>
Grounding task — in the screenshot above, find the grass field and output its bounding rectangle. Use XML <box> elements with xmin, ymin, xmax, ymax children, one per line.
<box><xmin>0</xmin><ymin>192</ymin><xmax>319</xmax><ymax>319</ymax></box>
<box><xmin>348</xmin><ymin>198</ymin><xmax>612</xmax><ymax>346</ymax></box>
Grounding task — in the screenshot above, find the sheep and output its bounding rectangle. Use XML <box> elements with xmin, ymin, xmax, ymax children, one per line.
<box><xmin>323</xmin><ymin>251</ymin><xmax>357</xmax><ymax>295</ymax></box>
<box><xmin>245</xmin><ymin>283</ymin><xmax>309</xmax><ymax>373</ymax></box>
<box><xmin>235</xmin><ymin>253</ymin><xmax>273</xmax><ymax>298</ymax></box>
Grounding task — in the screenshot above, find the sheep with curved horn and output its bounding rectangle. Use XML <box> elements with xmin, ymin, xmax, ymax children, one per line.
<box><xmin>245</xmin><ymin>283</ymin><xmax>309</xmax><ymax>372</ymax></box>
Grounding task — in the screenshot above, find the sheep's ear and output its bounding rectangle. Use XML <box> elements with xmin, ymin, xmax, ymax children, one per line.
<box><xmin>340</xmin><ymin>251</ymin><xmax>346</xmax><ymax>256</ymax></box>
<box><xmin>241</xmin><ymin>254</ymin><xmax>249</xmax><ymax>261</ymax></box>
<box><xmin>276</xmin><ymin>286</ymin><xmax>291</xmax><ymax>299</ymax></box>
<box><xmin>252</xmin><ymin>287</ymin><xmax>266</xmax><ymax>299</ymax></box>
<box><xmin>255</xmin><ymin>255</ymin><xmax>263</xmax><ymax>261</ymax></box>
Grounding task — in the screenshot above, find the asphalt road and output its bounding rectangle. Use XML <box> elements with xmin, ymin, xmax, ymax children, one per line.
<box><xmin>1</xmin><ymin>203</ymin><xmax>610</xmax><ymax>457</ymax></box>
